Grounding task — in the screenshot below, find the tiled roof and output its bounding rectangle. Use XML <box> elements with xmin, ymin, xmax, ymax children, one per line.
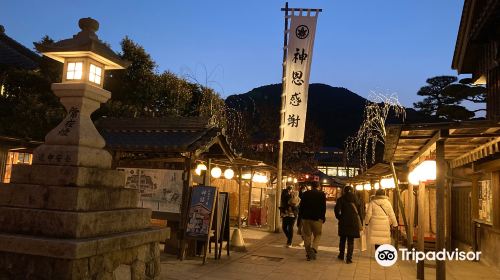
<box><xmin>0</xmin><ymin>26</ymin><xmax>40</xmax><ymax>70</ymax></box>
<box><xmin>96</xmin><ymin>117</ymin><xmax>223</xmax><ymax>154</ymax></box>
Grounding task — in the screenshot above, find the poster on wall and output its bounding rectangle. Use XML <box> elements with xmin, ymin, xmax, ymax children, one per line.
<box><xmin>119</xmin><ymin>168</ymin><xmax>183</xmax><ymax>214</ymax></box>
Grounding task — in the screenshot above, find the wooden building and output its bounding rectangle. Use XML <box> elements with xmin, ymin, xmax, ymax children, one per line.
<box><xmin>384</xmin><ymin>121</ymin><xmax>500</xmax><ymax>276</ymax></box>
<box><xmin>452</xmin><ymin>0</ymin><xmax>500</xmax><ymax>119</ymax></box>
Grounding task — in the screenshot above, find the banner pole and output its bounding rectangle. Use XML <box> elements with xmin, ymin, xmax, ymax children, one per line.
<box><xmin>275</xmin><ymin>1</ymin><xmax>289</xmax><ymax>233</ymax></box>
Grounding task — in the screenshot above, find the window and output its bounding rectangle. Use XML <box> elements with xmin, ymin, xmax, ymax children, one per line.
<box><xmin>3</xmin><ymin>151</ymin><xmax>32</xmax><ymax>183</ymax></box>
<box><xmin>338</xmin><ymin>167</ymin><xmax>347</xmax><ymax>177</ymax></box>
<box><xmin>88</xmin><ymin>64</ymin><xmax>102</xmax><ymax>84</ymax></box>
<box><xmin>318</xmin><ymin>166</ymin><xmax>327</xmax><ymax>174</ymax></box>
<box><xmin>326</xmin><ymin>167</ymin><xmax>337</xmax><ymax>177</ymax></box>
<box><xmin>66</xmin><ymin>62</ymin><xmax>83</xmax><ymax>80</ymax></box>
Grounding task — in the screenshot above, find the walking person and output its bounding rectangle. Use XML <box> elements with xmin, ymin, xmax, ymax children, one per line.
<box><xmin>296</xmin><ymin>185</ymin><xmax>308</xmax><ymax>247</ymax></box>
<box><xmin>282</xmin><ymin>189</ymin><xmax>300</xmax><ymax>247</ymax></box>
<box><xmin>299</xmin><ymin>183</ymin><xmax>326</xmax><ymax>261</ymax></box>
<box><xmin>364</xmin><ymin>189</ymin><xmax>398</xmax><ymax>250</ymax></box>
<box><xmin>334</xmin><ymin>185</ymin><xmax>363</xmax><ymax>264</ymax></box>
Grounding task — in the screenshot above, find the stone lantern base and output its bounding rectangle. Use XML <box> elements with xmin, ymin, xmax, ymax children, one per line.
<box><xmin>0</xmin><ymin>83</ymin><xmax>169</xmax><ymax>279</ymax></box>
<box><xmin>0</xmin><ymin>166</ymin><xmax>169</xmax><ymax>279</ymax></box>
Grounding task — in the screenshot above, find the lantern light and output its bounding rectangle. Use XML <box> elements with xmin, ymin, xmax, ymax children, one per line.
<box><xmin>355</xmin><ymin>184</ymin><xmax>363</xmax><ymax>191</ymax></box>
<box><xmin>196</xmin><ymin>163</ymin><xmax>207</xmax><ymax>171</ymax></box>
<box><xmin>252</xmin><ymin>174</ymin><xmax>269</xmax><ymax>183</ymax></box>
<box><xmin>418</xmin><ymin>160</ymin><xmax>436</xmax><ymax>181</ymax></box>
<box><xmin>293</xmin><ymin>178</ymin><xmax>298</xmax><ymax>184</ymax></box>
<box><xmin>287</xmin><ymin>177</ymin><xmax>293</xmax><ymax>182</ymax></box>
<box><xmin>380</xmin><ymin>177</ymin><xmax>396</xmax><ymax>189</ymax></box>
<box><xmin>195</xmin><ymin>168</ymin><xmax>202</xmax><ymax>176</ymax></box>
<box><xmin>408</xmin><ymin>169</ymin><xmax>420</xmax><ymax>185</ymax></box>
<box><xmin>242</xmin><ymin>173</ymin><xmax>252</xmax><ymax>180</ymax></box>
<box><xmin>363</xmin><ymin>183</ymin><xmax>371</xmax><ymax>191</ymax></box>
<box><xmin>374</xmin><ymin>182</ymin><xmax>380</xmax><ymax>189</ymax></box>
<box><xmin>211</xmin><ymin>167</ymin><xmax>222</xmax><ymax>178</ymax></box>
<box><xmin>408</xmin><ymin>160</ymin><xmax>436</xmax><ymax>185</ymax></box>
<box><xmin>224</xmin><ymin>168</ymin><xmax>234</xmax><ymax>180</ymax></box>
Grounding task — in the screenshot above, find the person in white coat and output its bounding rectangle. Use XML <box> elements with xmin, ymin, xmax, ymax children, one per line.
<box><xmin>364</xmin><ymin>189</ymin><xmax>398</xmax><ymax>249</ymax></box>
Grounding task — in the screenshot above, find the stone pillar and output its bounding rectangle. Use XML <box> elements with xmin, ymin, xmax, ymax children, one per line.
<box><xmin>0</xmin><ymin>81</ymin><xmax>169</xmax><ymax>279</ymax></box>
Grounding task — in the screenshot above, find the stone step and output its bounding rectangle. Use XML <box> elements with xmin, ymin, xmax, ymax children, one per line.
<box><xmin>10</xmin><ymin>164</ymin><xmax>125</xmax><ymax>188</ymax></box>
<box><xmin>0</xmin><ymin>227</ymin><xmax>170</xmax><ymax>259</ymax></box>
<box><xmin>0</xmin><ymin>207</ymin><xmax>152</xmax><ymax>239</ymax></box>
<box><xmin>0</xmin><ymin>183</ymin><xmax>139</xmax><ymax>211</ymax></box>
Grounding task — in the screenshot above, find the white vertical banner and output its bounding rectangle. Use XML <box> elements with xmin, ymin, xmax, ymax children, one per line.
<box><xmin>283</xmin><ymin>10</ymin><xmax>319</xmax><ymax>142</ymax></box>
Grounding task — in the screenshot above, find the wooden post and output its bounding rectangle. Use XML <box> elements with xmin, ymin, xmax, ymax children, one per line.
<box><xmin>436</xmin><ymin>136</ymin><xmax>446</xmax><ymax>280</ymax></box>
<box><xmin>248</xmin><ymin>168</ymin><xmax>254</xmax><ymax>226</ymax></box>
<box><xmin>238</xmin><ymin>166</ymin><xmax>242</xmax><ymax>229</ymax></box>
<box><xmin>407</xmin><ymin>182</ymin><xmax>414</xmax><ymax>249</ymax></box>
<box><xmin>390</xmin><ymin>162</ymin><xmax>411</xmax><ymax>249</ymax></box>
<box><xmin>205</xmin><ymin>158</ymin><xmax>212</xmax><ymax>186</ymax></box>
<box><xmin>179</xmin><ymin>154</ymin><xmax>193</xmax><ymax>260</ymax></box>
<box><xmin>417</xmin><ymin>182</ymin><xmax>425</xmax><ymax>280</ymax></box>
<box><xmin>275</xmin><ymin>1</ymin><xmax>289</xmax><ymax>234</ymax></box>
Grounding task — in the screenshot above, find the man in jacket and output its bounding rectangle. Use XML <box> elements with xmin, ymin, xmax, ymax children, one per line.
<box><xmin>334</xmin><ymin>186</ymin><xmax>363</xmax><ymax>264</ymax></box>
<box><xmin>298</xmin><ymin>183</ymin><xmax>326</xmax><ymax>261</ymax></box>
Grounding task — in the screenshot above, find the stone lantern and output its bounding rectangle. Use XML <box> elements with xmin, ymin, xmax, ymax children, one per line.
<box><xmin>31</xmin><ymin>17</ymin><xmax>128</xmax><ymax>170</ymax></box>
<box><xmin>0</xmin><ymin>18</ymin><xmax>168</xmax><ymax>279</ymax></box>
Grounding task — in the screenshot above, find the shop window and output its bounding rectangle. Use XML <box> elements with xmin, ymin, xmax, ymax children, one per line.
<box><xmin>478</xmin><ymin>179</ymin><xmax>493</xmax><ymax>223</ymax></box>
<box><xmin>3</xmin><ymin>151</ymin><xmax>32</xmax><ymax>183</ymax></box>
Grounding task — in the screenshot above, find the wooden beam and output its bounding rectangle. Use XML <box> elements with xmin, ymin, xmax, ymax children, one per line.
<box><xmin>436</xmin><ymin>137</ymin><xmax>446</xmax><ymax>280</ymax></box>
<box><xmin>407</xmin><ymin>132</ymin><xmax>441</xmax><ymax>167</ymax></box>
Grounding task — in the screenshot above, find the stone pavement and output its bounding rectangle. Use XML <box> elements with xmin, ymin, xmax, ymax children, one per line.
<box><xmin>159</xmin><ymin>202</ymin><xmax>500</xmax><ymax>280</ymax></box>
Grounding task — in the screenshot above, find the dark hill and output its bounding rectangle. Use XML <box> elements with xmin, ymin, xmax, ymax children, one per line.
<box><xmin>225</xmin><ymin>83</ymin><xmax>433</xmax><ymax>149</ymax></box>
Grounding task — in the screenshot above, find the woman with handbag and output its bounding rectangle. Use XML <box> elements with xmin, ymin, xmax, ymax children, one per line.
<box><xmin>334</xmin><ymin>186</ymin><xmax>363</xmax><ymax>264</ymax></box>
<box><xmin>364</xmin><ymin>189</ymin><xmax>398</xmax><ymax>250</ymax></box>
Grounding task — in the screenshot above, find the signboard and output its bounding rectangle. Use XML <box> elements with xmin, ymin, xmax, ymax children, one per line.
<box><xmin>283</xmin><ymin>11</ymin><xmax>319</xmax><ymax>143</ymax></box>
<box><xmin>215</xmin><ymin>192</ymin><xmax>230</xmax><ymax>259</ymax></box>
<box><xmin>120</xmin><ymin>168</ymin><xmax>183</xmax><ymax>213</ymax></box>
<box><xmin>185</xmin><ymin>186</ymin><xmax>218</xmax><ymax>239</ymax></box>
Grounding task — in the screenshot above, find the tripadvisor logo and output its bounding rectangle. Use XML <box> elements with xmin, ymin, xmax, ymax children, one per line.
<box><xmin>375</xmin><ymin>244</ymin><xmax>482</xmax><ymax>267</ymax></box>
<box><xmin>375</xmin><ymin>244</ymin><xmax>398</xmax><ymax>267</ymax></box>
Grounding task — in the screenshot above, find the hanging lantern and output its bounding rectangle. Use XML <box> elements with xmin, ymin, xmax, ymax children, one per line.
<box><xmin>241</xmin><ymin>173</ymin><xmax>252</xmax><ymax>180</ymax></box>
<box><xmin>380</xmin><ymin>177</ymin><xmax>395</xmax><ymax>189</ymax></box>
<box><xmin>355</xmin><ymin>184</ymin><xmax>363</xmax><ymax>191</ymax></box>
<box><xmin>363</xmin><ymin>183</ymin><xmax>371</xmax><ymax>191</ymax></box>
<box><xmin>224</xmin><ymin>168</ymin><xmax>234</xmax><ymax>180</ymax></box>
<box><xmin>374</xmin><ymin>182</ymin><xmax>380</xmax><ymax>189</ymax></box>
<box><xmin>211</xmin><ymin>167</ymin><xmax>222</xmax><ymax>178</ymax></box>
<box><xmin>194</xmin><ymin>168</ymin><xmax>202</xmax><ymax>176</ymax></box>
<box><xmin>408</xmin><ymin>169</ymin><xmax>420</xmax><ymax>185</ymax></box>
<box><xmin>418</xmin><ymin>160</ymin><xmax>436</xmax><ymax>181</ymax></box>
<box><xmin>196</xmin><ymin>163</ymin><xmax>207</xmax><ymax>171</ymax></box>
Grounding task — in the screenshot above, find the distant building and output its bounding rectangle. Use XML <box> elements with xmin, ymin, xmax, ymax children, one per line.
<box><xmin>315</xmin><ymin>147</ymin><xmax>360</xmax><ymax>179</ymax></box>
<box><xmin>0</xmin><ymin>26</ymin><xmax>41</xmax><ymax>182</ymax></box>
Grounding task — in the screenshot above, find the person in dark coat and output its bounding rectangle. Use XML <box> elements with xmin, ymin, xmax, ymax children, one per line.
<box><xmin>334</xmin><ymin>185</ymin><xmax>363</xmax><ymax>263</ymax></box>
<box><xmin>299</xmin><ymin>183</ymin><xmax>326</xmax><ymax>261</ymax></box>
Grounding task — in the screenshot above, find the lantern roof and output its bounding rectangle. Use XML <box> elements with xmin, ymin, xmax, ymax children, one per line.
<box><xmin>34</xmin><ymin>18</ymin><xmax>129</xmax><ymax>70</ymax></box>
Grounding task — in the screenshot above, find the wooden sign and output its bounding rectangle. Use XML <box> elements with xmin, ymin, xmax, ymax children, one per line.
<box><xmin>185</xmin><ymin>186</ymin><xmax>217</xmax><ymax>239</ymax></box>
<box><xmin>184</xmin><ymin>186</ymin><xmax>217</xmax><ymax>264</ymax></box>
<box><xmin>212</xmin><ymin>192</ymin><xmax>230</xmax><ymax>259</ymax></box>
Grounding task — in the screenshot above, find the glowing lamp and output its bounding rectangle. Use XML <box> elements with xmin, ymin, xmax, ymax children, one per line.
<box><xmin>194</xmin><ymin>168</ymin><xmax>202</xmax><ymax>176</ymax></box>
<box><xmin>418</xmin><ymin>160</ymin><xmax>436</xmax><ymax>181</ymax></box>
<box><xmin>374</xmin><ymin>182</ymin><xmax>380</xmax><ymax>189</ymax></box>
<box><xmin>363</xmin><ymin>183</ymin><xmax>371</xmax><ymax>191</ymax></box>
<box><xmin>196</xmin><ymin>163</ymin><xmax>207</xmax><ymax>171</ymax></box>
<box><xmin>380</xmin><ymin>177</ymin><xmax>395</xmax><ymax>189</ymax></box>
<box><xmin>355</xmin><ymin>184</ymin><xmax>363</xmax><ymax>191</ymax></box>
<box><xmin>224</xmin><ymin>168</ymin><xmax>234</xmax><ymax>180</ymax></box>
<box><xmin>211</xmin><ymin>167</ymin><xmax>222</xmax><ymax>178</ymax></box>
<box><xmin>35</xmin><ymin>18</ymin><xmax>128</xmax><ymax>88</ymax></box>
<box><xmin>242</xmin><ymin>173</ymin><xmax>252</xmax><ymax>180</ymax></box>
<box><xmin>408</xmin><ymin>169</ymin><xmax>420</xmax><ymax>185</ymax></box>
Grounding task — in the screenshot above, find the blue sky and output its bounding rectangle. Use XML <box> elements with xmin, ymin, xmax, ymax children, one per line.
<box><xmin>1</xmin><ymin>0</ymin><xmax>465</xmax><ymax>107</ymax></box>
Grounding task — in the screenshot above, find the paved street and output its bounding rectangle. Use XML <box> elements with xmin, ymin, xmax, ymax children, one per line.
<box><xmin>160</xmin><ymin>202</ymin><xmax>500</xmax><ymax>280</ymax></box>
